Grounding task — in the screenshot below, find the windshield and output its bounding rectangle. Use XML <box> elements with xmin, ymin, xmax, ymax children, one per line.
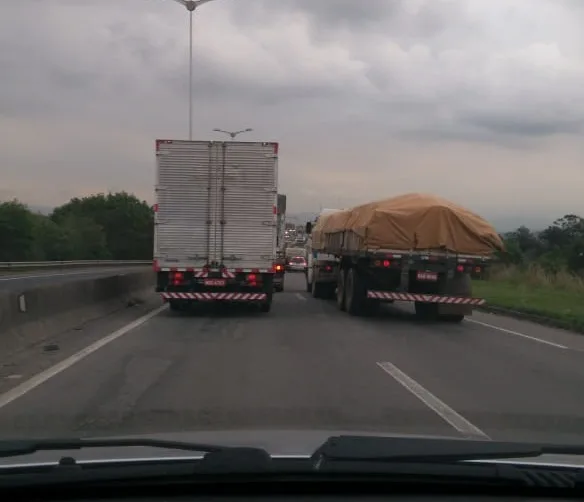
<box><xmin>1</xmin><ymin>0</ymin><xmax>583</xmax><ymax>465</ymax></box>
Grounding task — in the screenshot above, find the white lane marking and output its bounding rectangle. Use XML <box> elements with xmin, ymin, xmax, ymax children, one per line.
<box><xmin>466</xmin><ymin>318</ymin><xmax>568</xmax><ymax>349</ymax></box>
<box><xmin>377</xmin><ymin>361</ymin><xmax>490</xmax><ymax>440</ymax></box>
<box><xmin>0</xmin><ymin>305</ymin><xmax>166</xmax><ymax>410</ymax></box>
<box><xmin>295</xmin><ymin>293</ymin><xmax>307</xmax><ymax>301</ymax></box>
<box><xmin>0</xmin><ymin>268</ymin><xmax>129</xmax><ymax>282</ymax></box>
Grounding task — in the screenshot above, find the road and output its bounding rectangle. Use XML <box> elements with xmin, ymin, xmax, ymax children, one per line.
<box><xmin>0</xmin><ymin>272</ymin><xmax>583</xmax><ymax>445</ymax></box>
<box><xmin>0</xmin><ymin>266</ymin><xmax>151</xmax><ymax>292</ymax></box>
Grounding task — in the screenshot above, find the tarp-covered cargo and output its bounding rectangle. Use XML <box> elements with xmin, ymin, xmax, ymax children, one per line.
<box><xmin>313</xmin><ymin>193</ymin><xmax>504</xmax><ymax>255</ymax></box>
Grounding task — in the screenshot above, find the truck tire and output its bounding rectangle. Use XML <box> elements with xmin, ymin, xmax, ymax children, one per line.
<box><xmin>345</xmin><ymin>268</ymin><xmax>367</xmax><ymax>316</ymax></box>
<box><xmin>168</xmin><ymin>300</ymin><xmax>182</xmax><ymax>312</ymax></box>
<box><xmin>326</xmin><ymin>284</ymin><xmax>337</xmax><ymax>300</ymax></box>
<box><xmin>415</xmin><ymin>302</ymin><xmax>439</xmax><ymax>320</ymax></box>
<box><xmin>336</xmin><ymin>269</ymin><xmax>346</xmax><ymax>311</ymax></box>
<box><xmin>440</xmin><ymin>314</ymin><xmax>465</xmax><ymax>323</ymax></box>
<box><xmin>260</xmin><ymin>285</ymin><xmax>273</xmax><ymax>313</ymax></box>
<box><xmin>312</xmin><ymin>280</ymin><xmax>326</xmax><ymax>299</ymax></box>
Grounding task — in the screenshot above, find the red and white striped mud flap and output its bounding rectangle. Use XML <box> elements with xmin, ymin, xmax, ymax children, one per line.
<box><xmin>367</xmin><ymin>291</ymin><xmax>486</xmax><ymax>306</ymax></box>
<box><xmin>161</xmin><ymin>292</ymin><xmax>267</xmax><ymax>301</ymax></box>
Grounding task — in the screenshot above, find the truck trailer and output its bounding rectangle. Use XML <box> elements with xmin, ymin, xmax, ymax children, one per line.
<box><xmin>305</xmin><ymin>193</ymin><xmax>503</xmax><ymax>322</ymax></box>
<box><xmin>153</xmin><ymin>139</ymin><xmax>279</xmax><ymax>312</ymax></box>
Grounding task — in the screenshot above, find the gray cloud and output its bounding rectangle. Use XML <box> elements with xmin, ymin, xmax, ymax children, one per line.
<box><xmin>0</xmin><ymin>0</ymin><xmax>583</xmax><ymax>224</ymax></box>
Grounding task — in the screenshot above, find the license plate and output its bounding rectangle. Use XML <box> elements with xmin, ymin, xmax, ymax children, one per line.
<box><xmin>417</xmin><ymin>271</ymin><xmax>438</xmax><ymax>281</ymax></box>
<box><xmin>204</xmin><ymin>279</ymin><xmax>226</xmax><ymax>287</ymax></box>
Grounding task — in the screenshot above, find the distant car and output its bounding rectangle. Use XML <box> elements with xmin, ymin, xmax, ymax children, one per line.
<box><xmin>287</xmin><ymin>256</ymin><xmax>307</xmax><ymax>272</ymax></box>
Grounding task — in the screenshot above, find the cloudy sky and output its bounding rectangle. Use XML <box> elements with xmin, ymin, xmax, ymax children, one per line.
<box><xmin>1</xmin><ymin>0</ymin><xmax>583</xmax><ymax>230</ymax></box>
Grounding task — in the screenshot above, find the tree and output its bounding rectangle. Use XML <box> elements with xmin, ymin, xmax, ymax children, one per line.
<box><xmin>59</xmin><ymin>214</ymin><xmax>110</xmax><ymax>260</ymax></box>
<box><xmin>0</xmin><ymin>200</ymin><xmax>36</xmax><ymax>261</ymax></box>
<box><xmin>51</xmin><ymin>192</ymin><xmax>153</xmax><ymax>260</ymax></box>
<box><xmin>29</xmin><ymin>213</ymin><xmax>70</xmax><ymax>261</ymax></box>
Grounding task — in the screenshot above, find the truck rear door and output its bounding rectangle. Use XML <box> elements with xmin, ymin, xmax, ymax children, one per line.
<box><xmin>154</xmin><ymin>140</ymin><xmax>211</xmax><ymax>270</ymax></box>
<box><xmin>220</xmin><ymin>141</ymin><xmax>278</xmax><ymax>271</ymax></box>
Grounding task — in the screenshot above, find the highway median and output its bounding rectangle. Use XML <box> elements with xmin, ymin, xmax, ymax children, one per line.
<box><xmin>0</xmin><ymin>270</ymin><xmax>155</xmax><ymax>359</ymax></box>
<box><xmin>473</xmin><ymin>265</ymin><xmax>584</xmax><ymax>333</ymax></box>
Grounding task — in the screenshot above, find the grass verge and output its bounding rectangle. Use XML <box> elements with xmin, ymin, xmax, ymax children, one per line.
<box><xmin>473</xmin><ymin>264</ymin><xmax>584</xmax><ymax>333</ymax></box>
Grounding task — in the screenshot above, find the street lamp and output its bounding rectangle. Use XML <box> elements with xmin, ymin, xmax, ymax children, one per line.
<box><xmin>170</xmin><ymin>0</ymin><xmax>218</xmax><ymax>141</ymax></box>
<box><xmin>213</xmin><ymin>128</ymin><xmax>253</xmax><ymax>140</ymax></box>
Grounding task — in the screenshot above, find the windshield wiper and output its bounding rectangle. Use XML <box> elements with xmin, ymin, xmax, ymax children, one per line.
<box><xmin>0</xmin><ymin>437</ymin><xmax>271</xmax><ymax>468</ymax></box>
<box><xmin>312</xmin><ymin>435</ymin><xmax>584</xmax><ymax>464</ymax></box>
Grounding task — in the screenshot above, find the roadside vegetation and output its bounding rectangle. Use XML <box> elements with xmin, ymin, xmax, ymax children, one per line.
<box><xmin>0</xmin><ymin>192</ymin><xmax>153</xmax><ymax>262</ymax></box>
<box><xmin>475</xmin><ymin>214</ymin><xmax>584</xmax><ymax>330</ymax></box>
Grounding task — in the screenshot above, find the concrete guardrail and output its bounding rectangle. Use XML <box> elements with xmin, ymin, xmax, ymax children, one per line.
<box><xmin>0</xmin><ymin>260</ymin><xmax>151</xmax><ymax>270</ymax></box>
<box><xmin>0</xmin><ymin>270</ymin><xmax>155</xmax><ymax>359</ymax></box>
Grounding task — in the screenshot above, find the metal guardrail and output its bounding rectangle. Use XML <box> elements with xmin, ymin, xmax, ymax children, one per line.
<box><xmin>0</xmin><ymin>260</ymin><xmax>151</xmax><ymax>269</ymax></box>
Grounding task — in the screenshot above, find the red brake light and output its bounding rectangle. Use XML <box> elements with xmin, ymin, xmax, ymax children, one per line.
<box><xmin>171</xmin><ymin>271</ymin><xmax>184</xmax><ymax>285</ymax></box>
<box><xmin>383</xmin><ymin>260</ymin><xmax>390</xmax><ymax>267</ymax></box>
<box><xmin>325</xmin><ymin>265</ymin><xmax>332</xmax><ymax>272</ymax></box>
<box><xmin>247</xmin><ymin>274</ymin><xmax>257</xmax><ymax>282</ymax></box>
<box><xmin>456</xmin><ymin>265</ymin><xmax>465</xmax><ymax>272</ymax></box>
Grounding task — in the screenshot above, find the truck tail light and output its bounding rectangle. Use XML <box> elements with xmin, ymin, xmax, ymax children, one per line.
<box><xmin>274</xmin><ymin>264</ymin><xmax>283</xmax><ymax>272</ymax></box>
<box><xmin>324</xmin><ymin>265</ymin><xmax>333</xmax><ymax>272</ymax></box>
<box><xmin>456</xmin><ymin>265</ymin><xmax>465</xmax><ymax>273</ymax></box>
<box><xmin>383</xmin><ymin>260</ymin><xmax>391</xmax><ymax>268</ymax></box>
<box><xmin>170</xmin><ymin>271</ymin><xmax>184</xmax><ymax>285</ymax></box>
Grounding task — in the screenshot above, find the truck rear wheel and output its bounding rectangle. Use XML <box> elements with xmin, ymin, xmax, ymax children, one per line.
<box><xmin>440</xmin><ymin>314</ymin><xmax>465</xmax><ymax>323</ymax></box>
<box><xmin>326</xmin><ymin>283</ymin><xmax>337</xmax><ymax>300</ymax></box>
<box><xmin>312</xmin><ymin>280</ymin><xmax>326</xmax><ymax>299</ymax></box>
<box><xmin>345</xmin><ymin>268</ymin><xmax>367</xmax><ymax>316</ymax></box>
<box><xmin>415</xmin><ymin>302</ymin><xmax>439</xmax><ymax>320</ymax></box>
<box><xmin>168</xmin><ymin>300</ymin><xmax>182</xmax><ymax>312</ymax></box>
<box><xmin>336</xmin><ymin>269</ymin><xmax>346</xmax><ymax>311</ymax></box>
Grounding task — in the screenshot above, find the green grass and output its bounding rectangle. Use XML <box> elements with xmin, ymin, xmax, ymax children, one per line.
<box><xmin>473</xmin><ymin>264</ymin><xmax>584</xmax><ymax>331</ymax></box>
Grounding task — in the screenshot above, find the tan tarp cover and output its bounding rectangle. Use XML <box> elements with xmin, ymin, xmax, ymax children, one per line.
<box><xmin>313</xmin><ymin>193</ymin><xmax>504</xmax><ymax>255</ymax></box>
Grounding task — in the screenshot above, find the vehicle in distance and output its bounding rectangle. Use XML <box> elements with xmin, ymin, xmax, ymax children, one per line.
<box><xmin>153</xmin><ymin>139</ymin><xmax>280</xmax><ymax>313</ymax></box>
<box><xmin>287</xmin><ymin>256</ymin><xmax>307</xmax><ymax>272</ymax></box>
<box><xmin>305</xmin><ymin>193</ymin><xmax>504</xmax><ymax>322</ymax></box>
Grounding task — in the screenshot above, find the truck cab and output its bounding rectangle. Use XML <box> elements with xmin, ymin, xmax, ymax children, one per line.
<box><xmin>305</xmin><ymin>208</ymin><xmax>342</xmax><ymax>298</ymax></box>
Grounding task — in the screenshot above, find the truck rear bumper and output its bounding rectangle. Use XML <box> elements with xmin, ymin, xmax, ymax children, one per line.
<box><xmin>366</xmin><ymin>290</ymin><xmax>485</xmax><ymax>306</ymax></box>
<box><xmin>162</xmin><ymin>292</ymin><xmax>267</xmax><ymax>302</ymax></box>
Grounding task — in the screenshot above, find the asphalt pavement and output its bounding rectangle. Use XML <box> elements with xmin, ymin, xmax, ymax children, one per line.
<box><xmin>0</xmin><ymin>272</ymin><xmax>583</xmax><ymax>445</ymax></box>
<box><xmin>0</xmin><ymin>266</ymin><xmax>152</xmax><ymax>292</ymax></box>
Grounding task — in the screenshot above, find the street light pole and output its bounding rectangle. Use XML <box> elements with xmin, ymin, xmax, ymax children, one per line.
<box><xmin>212</xmin><ymin>128</ymin><xmax>253</xmax><ymax>140</ymax></box>
<box><xmin>170</xmin><ymin>0</ymin><xmax>217</xmax><ymax>140</ymax></box>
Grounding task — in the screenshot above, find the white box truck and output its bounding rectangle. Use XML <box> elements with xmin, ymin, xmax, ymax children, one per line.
<box><xmin>153</xmin><ymin>139</ymin><xmax>279</xmax><ymax>313</ymax></box>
